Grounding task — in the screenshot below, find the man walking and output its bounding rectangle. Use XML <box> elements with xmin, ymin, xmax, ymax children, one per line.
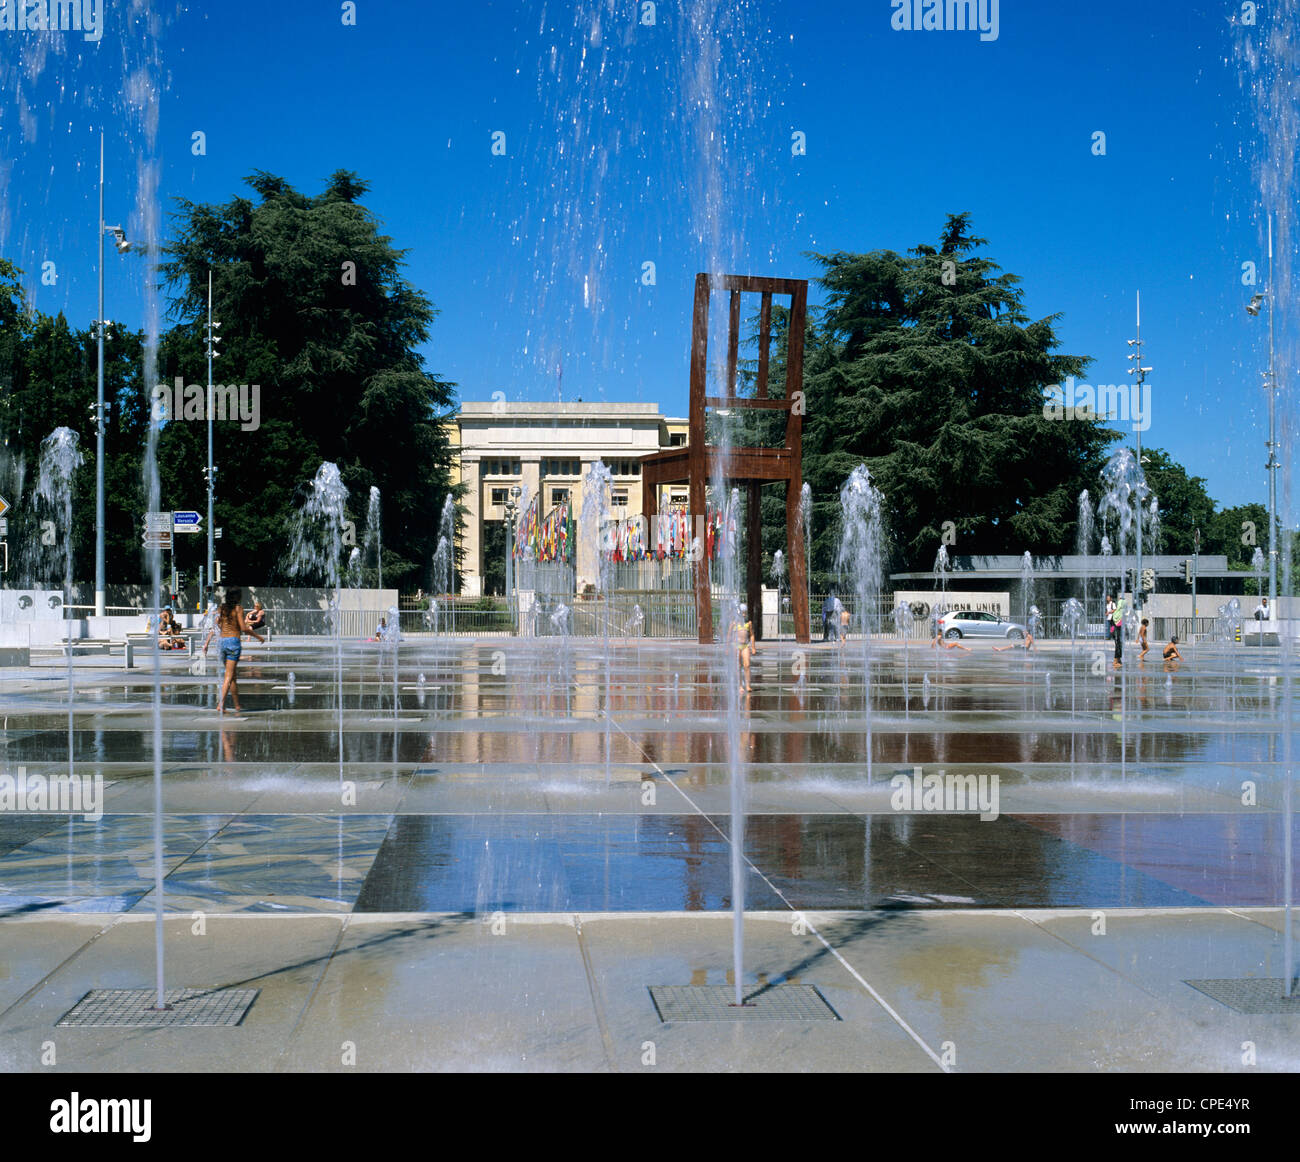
<box><xmin>1112</xmin><ymin>594</ymin><xmax>1127</xmax><ymax>669</ymax></box>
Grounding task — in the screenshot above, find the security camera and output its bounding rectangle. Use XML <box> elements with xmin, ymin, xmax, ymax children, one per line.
<box><xmin>1246</xmin><ymin>294</ymin><xmax>1265</xmax><ymax>316</ymax></box>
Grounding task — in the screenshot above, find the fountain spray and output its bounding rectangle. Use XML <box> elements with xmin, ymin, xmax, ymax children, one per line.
<box><xmin>289</xmin><ymin>463</ymin><xmax>350</xmax><ymax>785</ymax></box>
<box><xmin>36</xmin><ymin>429</ymin><xmax>83</xmax><ymax>790</ymax></box>
<box><xmin>838</xmin><ymin>466</ymin><xmax>886</xmax><ymax>787</ymax></box>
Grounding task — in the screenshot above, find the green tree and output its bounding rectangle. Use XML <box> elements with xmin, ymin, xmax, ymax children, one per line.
<box><xmin>1208</xmin><ymin>502</ymin><xmax>1270</xmax><ymax>572</ymax></box>
<box><xmin>1127</xmin><ymin>447</ymin><xmax>1216</xmax><ymax>559</ymax></box>
<box><xmin>159</xmin><ymin>170</ymin><xmax>461</xmax><ymax>588</ymax></box>
<box><xmin>0</xmin><ymin>257</ymin><xmax>153</xmax><ymax>587</ymax></box>
<box><xmin>796</xmin><ymin>214</ymin><xmax>1117</xmax><ymax>586</ymax></box>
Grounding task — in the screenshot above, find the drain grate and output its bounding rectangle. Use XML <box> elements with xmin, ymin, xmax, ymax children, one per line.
<box><xmin>57</xmin><ymin>987</ymin><xmax>259</xmax><ymax>1028</ymax></box>
<box><xmin>1184</xmin><ymin>979</ymin><xmax>1300</xmax><ymax>1015</ymax></box>
<box><xmin>648</xmin><ymin>985</ymin><xmax>839</xmax><ymax>1022</ymax></box>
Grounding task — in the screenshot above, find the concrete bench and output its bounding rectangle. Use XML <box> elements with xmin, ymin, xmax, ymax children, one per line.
<box><xmin>121</xmin><ymin>628</ymin><xmax>271</xmax><ymax>669</ymax></box>
<box><xmin>122</xmin><ymin>631</ymin><xmax>199</xmax><ymax>669</ymax></box>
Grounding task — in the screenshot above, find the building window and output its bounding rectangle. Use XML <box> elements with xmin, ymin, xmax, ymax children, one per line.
<box><xmin>611</xmin><ymin>489</ymin><xmax>628</xmax><ymax>508</ymax></box>
<box><xmin>490</xmin><ymin>487</ymin><xmax>509</xmax><ymax>506</ymax></box>
<box><xmin>543</xmin><ymin>458</ymin><xmax>579</xmax><ymax>477</ymax></box>
<box><xmin>550</xmin><ymin>487</ymin><xmax>570</xmax><ymax>506</ymax></box>
<box><xmin>668</xmin><ymin>433</ymin><xmax>685</xmax><ymax>447</ymax></box>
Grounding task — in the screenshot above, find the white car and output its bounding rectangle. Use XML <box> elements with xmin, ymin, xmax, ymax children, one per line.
<box><xmin>938</xmin><ymin>610</ymin><xmax>1028</xmax><ymax>641</ymax></box>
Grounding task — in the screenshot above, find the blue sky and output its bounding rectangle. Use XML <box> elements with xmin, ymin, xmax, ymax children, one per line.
<box><xmin>2</xmin><ymin>0</ymin><xmax>1291</xmax><ymax>516</ymax></box>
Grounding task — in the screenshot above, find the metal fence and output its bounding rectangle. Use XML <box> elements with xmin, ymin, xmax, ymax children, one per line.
<box><xmin>1152</xmin><ymin>616</ymin><xmax>1229</xmax><ymax>643</ymax></box>
<box><xmin>50</xmin><ymin>594</ymin><xmax>1235</xmax><ymax>645</ymax></box>
<box><xmin>787</xmin><ymin>594</ymin><xmax>1121</xmax><ymax>641</ymax></box>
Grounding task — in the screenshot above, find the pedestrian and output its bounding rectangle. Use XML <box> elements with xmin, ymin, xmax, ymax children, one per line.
<box><xmin>1105</xmin><ymin>595</ymin><xmax>1116</xmax><ymax>639</ymax></box>
<box><xmin>1254</xmin><ymin>596</ymin><xmax>1270</xmax><ymax>622</ymax></box>
<box><xmin>157</xmin><ymin>608</ymin><xmax>184</xmax><ymax>650</ymax></box>
<box><xmin>1111</xmin><ymin>594</ymin><xmax>1126</xmax><ymax>668</ymax></box>
<box><xmin>734</xmin><ymin>602</ymin><xmax>755</xmax><ymax>692</ymax></box>
<box><xmin>1138</xmin><ymin>618</ymin><xmax>1150</xmax><ymax>660</ymax></box>
<box><xmin>822</xmin><ymin>593</ymin><xmax>835</xmax><ymax>641</ymax></box>
<box><xmin>203</xmin><ymin>586</ymin><xmax>264</xmax><ymax>714</ymax></box>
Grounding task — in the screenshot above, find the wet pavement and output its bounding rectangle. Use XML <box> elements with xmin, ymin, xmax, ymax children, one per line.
<box><xmin>0</xmin><ymin>637</ymin><xmax>1295</xmax><ymax>914</ymax></box>
<box><xmin>0</xmin><ymin>635</ymin><xmax>1295</xmax><ymax>1071</ymax></box>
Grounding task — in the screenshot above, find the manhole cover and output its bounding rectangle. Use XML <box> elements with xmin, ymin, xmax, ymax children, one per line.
<box><xmin>57</xmin><ymin>987</ymin><xmax>259</xmax><ymax>1027</ymax></box>
<box><xmin>1184</xmin><ymin>979</ymin><xmax>1300</xmax><ymax>1015</ymax></box>
<box><xmin>648</xmin><ymin>985</ymin><xmax>839</xmax><ymax>1022</ymax></box>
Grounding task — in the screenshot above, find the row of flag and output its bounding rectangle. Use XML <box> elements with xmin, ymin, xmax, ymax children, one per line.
<box><xmin>514</xmin><ymin>499</ymin><xmax>731</xmax><ymax>564</ymax></box>
<box><xmin>514</xmin><ymin>495</ymin><xmax>576</xmax><ymax>564</ymax></box>
<box><xmin>608</xmin><ymin>506</ymin><xmax>729</xmax><ymax>562</ymax></box>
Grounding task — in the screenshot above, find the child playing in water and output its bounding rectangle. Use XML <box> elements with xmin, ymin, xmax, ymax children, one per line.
<box><xmin>1162</xmin><ymin>635</ymin><xmax>1182</xmax><ymax>662</ymax></box>
<box><xmin>993</xmin><ymin>629</ymin><xmax>1034</xmax><ymax>652</ymax></box>
<box><xmin>1138</xmin><ymin>618</ymin><xmax>1150</xmax><ymax>660</ymax></box>
<box><xmin>734</xmin><ymin>603</ymin><xmax>755</xmax><ymax>692</ymax></box>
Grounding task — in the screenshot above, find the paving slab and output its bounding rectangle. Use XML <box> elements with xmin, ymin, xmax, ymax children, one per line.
<box><xmin>280</xmin><ymin>914</ymin><xmax>607</xmax><ymax>1071</ymax></box>
<box><xmin>0</xmin><ymin>914</ymin><xmax>345</xmax><ymax>1072</ymax></box>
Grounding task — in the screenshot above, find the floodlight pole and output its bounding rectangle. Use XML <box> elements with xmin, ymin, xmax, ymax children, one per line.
<box><xmin>95</xmin><ymin>132</ymin><xmax>128</xmax><ymax>619</ymax></box>
<box><xmin>206</xmin><ymin>271</ymin><xmax>214</xmax><ymax>589</ymax></box>
<box><xmin>1266</xmin><ymin>216</ymin><xmax>1278</xmax><ymax>610</ymax></box>
<box><xmin>1127</xmin><ymin>293</ymin><xmax>1151</xmax><ymax>612</ymax></box>
<box><xmin>94</xmin><ymin>134</ymin><xmax>106</xmax><ymax>618</ymax></box>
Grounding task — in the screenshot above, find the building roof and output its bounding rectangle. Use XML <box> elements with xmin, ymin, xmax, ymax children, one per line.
<box><xmin>457</xmin><ymin>401</ymin><xmax>663</xmax><ymax>420</ymax></box>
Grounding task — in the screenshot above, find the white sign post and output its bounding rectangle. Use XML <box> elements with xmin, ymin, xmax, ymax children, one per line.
<box><xmin>143</xmin><ymin>511</ymin><xmax>173</xmax><ymax>551</ymax></box>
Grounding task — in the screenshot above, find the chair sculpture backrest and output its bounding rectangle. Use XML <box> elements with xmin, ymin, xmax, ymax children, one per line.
<box><xmin>681</xmin><ymin>273</ymin><xmax>810</xmax><ymax>644</ymax></box>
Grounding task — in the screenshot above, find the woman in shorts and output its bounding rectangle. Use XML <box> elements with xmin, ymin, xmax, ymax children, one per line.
<box><xmin>203</xmin><ymin>587</ymin><xmax>265</xmax><ymax>714</ymax></box>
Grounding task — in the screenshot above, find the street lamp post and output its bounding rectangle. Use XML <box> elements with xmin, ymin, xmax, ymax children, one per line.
<box><xmin>204</xmin><ymin>270</ymin><xmax>221</xmax><ymax>594</ymax></box>
<box><xmin>1127</xmin><ymin>291</ymin><xmax>1152</xmax><ymax>613</ymax></box>
<box><xmin>1247</xmin><ymin>218</ymin><xmax>1292</xmax><ymax>999</ymax></box>
<box><xmin>94</xmin><ymin>132</ymin><xmax>129</xmax><ymax>619</ymax></box>
<box><xmin>1247</xmin><ymin>216</ymin><xmax>1278</xmax><ymax>610</ymax></box>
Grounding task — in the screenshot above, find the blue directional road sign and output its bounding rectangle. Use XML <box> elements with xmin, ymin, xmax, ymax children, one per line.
<box><xmin>173</xmin><ymin>510</ymin><xmax>202</xmax><ymax>533</ymax></box>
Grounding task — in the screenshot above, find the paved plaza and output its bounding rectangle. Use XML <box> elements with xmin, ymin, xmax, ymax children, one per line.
<box><xmin>0</xmin><ymin>637</ymin><xmax>1296</xmax><ymax>1071</ymax></box>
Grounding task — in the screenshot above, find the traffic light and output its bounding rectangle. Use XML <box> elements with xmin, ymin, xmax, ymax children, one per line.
<box><xmin>1141</xmin><ymin>568</ymin><xmax>1154</xmax><ymax>592</ymax></box>
<box><xmin>1183</xmin><ymin>559</ymin><xmax>1193</xmax><ymax>583</ymax></box>
<box><xmin>213</xmin><ymin>560</ymin><xmax>223</xmax><ymax>584</ymax></box>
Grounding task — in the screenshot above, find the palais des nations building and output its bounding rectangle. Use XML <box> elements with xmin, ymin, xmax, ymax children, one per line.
<box><xmin>448</xmin><ymin>401</ymin><xmax>690</xmax><ymax>596</ymax></box>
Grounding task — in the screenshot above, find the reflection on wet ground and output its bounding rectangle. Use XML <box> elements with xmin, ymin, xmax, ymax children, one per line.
<box><xmin>0</xmin><ymin>638</ymin><xmax>1295</xmax><ymax>914</ymax></box>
